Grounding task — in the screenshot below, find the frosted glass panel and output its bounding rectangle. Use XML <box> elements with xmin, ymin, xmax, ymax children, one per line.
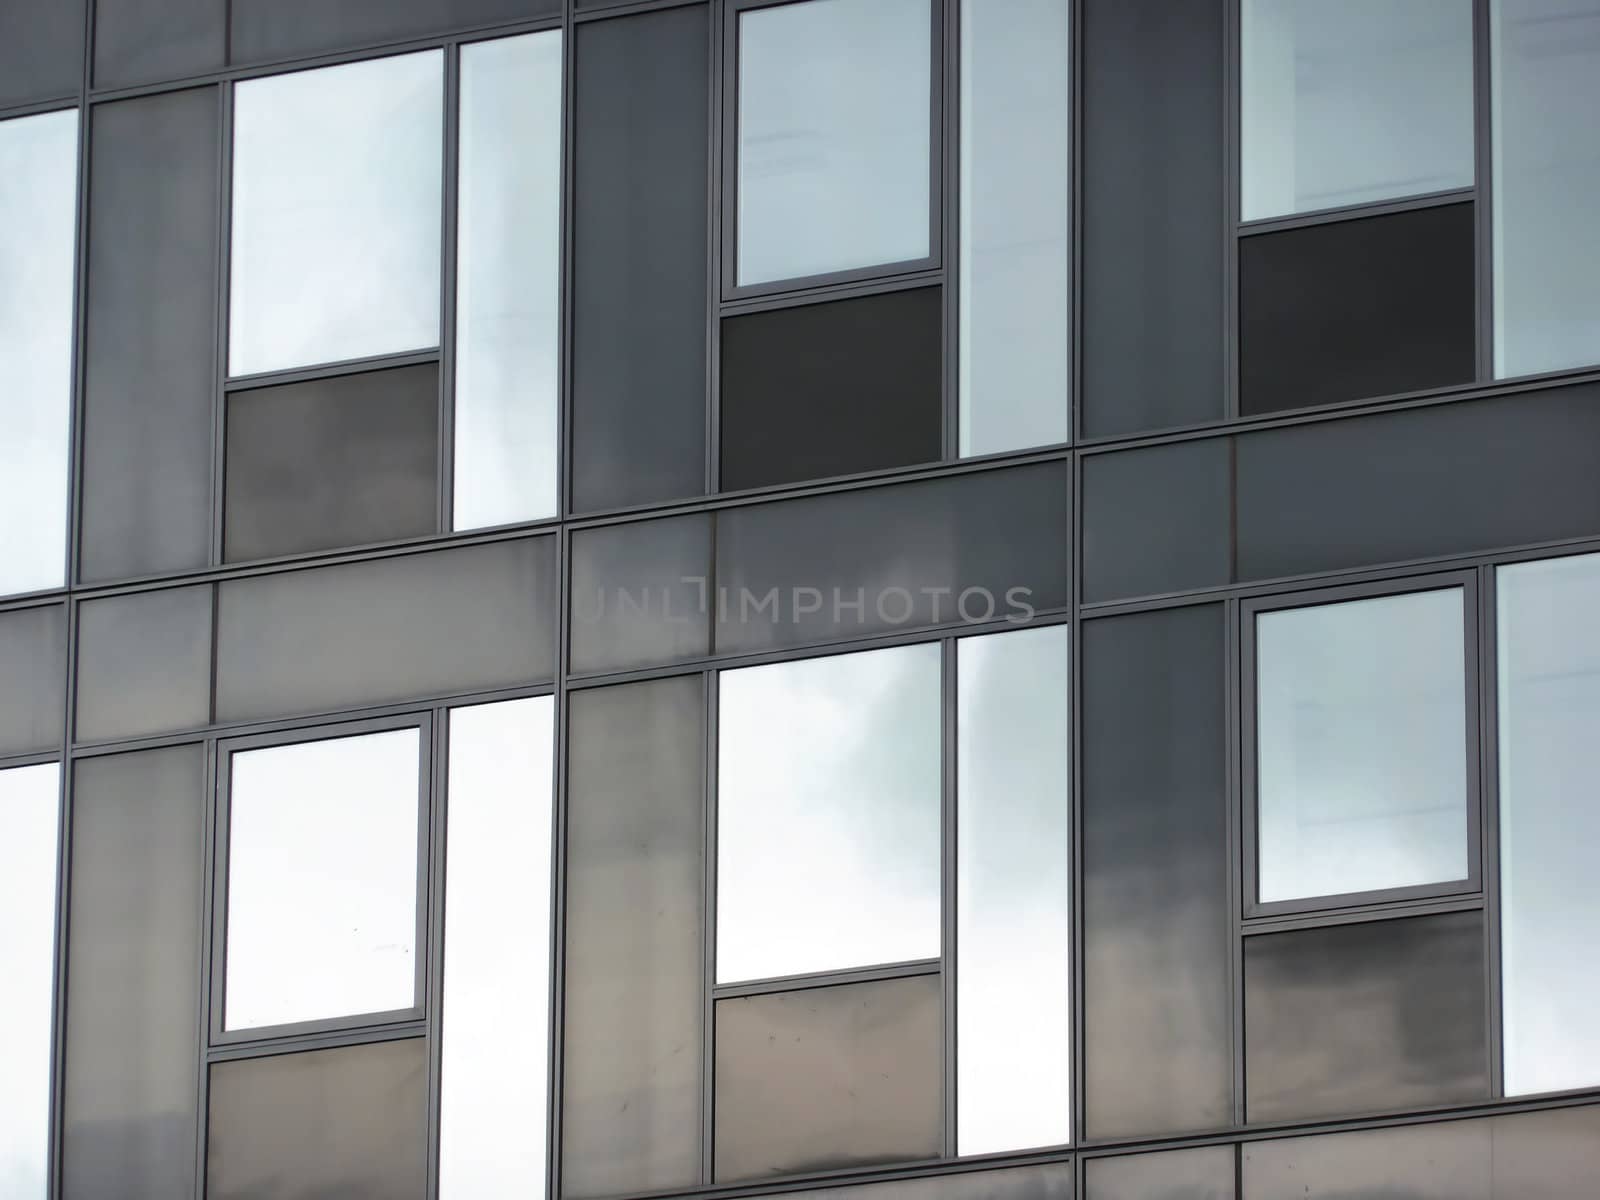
<box><xmin>956</xmin><ymin>625</ymin><xmax>1070</xmax><ymax>1155</ymax></box>
<box><xmin>1498</xmin><ymin>552</ymin><xmax>1600</xmax><ymax>1095</ymax></box>
<box><xmin>454</xmin><ymin>31</ymin><xmax>562</xmax><ymax>529</ymax></box>
<box><xmin>224</xmin><ymin>728</ymin><xmax>421</xmax><ymax>1030</ymax></box>
<box><xmin>230</xmin><ymin>51</ymin><xmax>442</xmax><ymax>375</ymax></box>
<box><xmin>717</xmin><ymin>643</ymin><xmax>941</xmax><ymax>982</ymax></box>
<box><xmin>1256</xmin><ymin>588</ymin><xmax>1469</xmax><ymax>903</ymax></box>
<box><xmin>1241</xmin><ymin>0</ymin><xmax>1473</xmax><ymax>220</ymax></box>
<box><xmin>736</xmin><ymin>0</ymin><xmax>931</xmax><ymax>286</ymax></box>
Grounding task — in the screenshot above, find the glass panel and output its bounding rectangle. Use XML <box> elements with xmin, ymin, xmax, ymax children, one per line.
<box><xmin>0</xmin><ymin>0</ymin><xmax>82</xmax><ymax>108</ymax></box>
<box><xmin>959</xmin><ymin>0</ymin><xmax>1070</xmax><ymax>456</ymax></box>
<box><xmin>1256</xmin><ymin>588</ymin><xmax>1469</xmax><ymax>904</ymax></box>
<box><xmin>76</xmin><ymin>585</ymin><xmax>213</xmax><ymax>743</ymax></box>
<box><xmin>736</xmin><ymin>0</ymin><xmax>931</xmax><ymax>286</ymax></box>
<box><xmin>714</xmin><ymin>975</ymin><xmax>942</xmax><ymax>1181</ymax></box>
<box><xmin>229</xmin><ymin>0</ymin><xmax>558</xmax><ymax>64</ymax></box>
<box><xmin>455</xmin><ymin>31</ymin><xmax>561</xmax><ymax>530</ymax></box>
<box><xmin>1243</xmin><ymin>1119</ymin><xmax>1491</xmax><ymax>1200</ymax></box>
<box><xmin>93</xmin><ymin>0</ymin><xmax>224</xmax><ymax>89</ymax></box>
<box><xmin>569</xmin><ymin>513</ymin><xmax>713</xmax><ymax>676</ymax></box>
<box><xmin>0</xmin><ymin>109</ymin><xmax>75</xmax><ymax>597</ymax></box>
<box><xmin>1489</xmin><ymin>1104</ymin><xmax>1600</xmax><ymax>1193</ymax></box>
<box><xmin>224</xmin><ymin>728</ymin><xmax>421</xmax><ymax>1031</ymax></box>
<box><xmin>64</xmin><ymin>747</ymin><xmax>203</xmax><ymax>1200</ymax></box>
<box><xmin>1086</xmin><ymin>1147</ymin><xmax>1235</xmax><ymax>1200</ymax></box>
<box><xmin>956</xmin><ymin>624</ymin><xmax>1070</xmax><ymax>1155</ymax></box>
<box><xmin>717</xmin><ymin>643</ymin><xmax>941</xmax><ymax>983</ymax></box>
<box><xmin>0</xmin><ymin>762</ymin><xmax>59</xmax><ymax>1200</ymax></box>
<box><xmin>777</xmin><ymin>1166</ymin><xmax>1074</xmax><ymax>1200</ymax></box>
<box><xmin>0</xmin><ymin>604</ymin><xmax>67</xmax><ymax>758</ymax></box>
<box><xmin>1492</xmin><ymin>0</ymin><xmax>1600</xmax><ymax>378</ymax></box>
<box><xmin>1497</xmin><ymin>552</ymin><xmax>1600</xmax><ymax>1095</ymax></box>
<box><xmin>228</xmin><ymin>51</ymin><xmax>442</xmax><ymax>376</ymax></box>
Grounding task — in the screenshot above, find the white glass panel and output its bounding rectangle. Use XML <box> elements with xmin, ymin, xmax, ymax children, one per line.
<box><xmin>441</xmin><ymin>697</ymin><xmax>555</xmax><ymax>1195</ymax></box>
<box><xmin>0</xmin><ymin>762</ymin><xmax>59</xmax><ymax>1200</ymax></box>
<box><xmin>224</xmin><ymin>728</ymin><xmax>420</xmax><ymax>1030</ymax></box>
<box><xmin>959</xmin><ymin>0</ymin><xmax>1069</xmax><ymax>458</ymax></box>
<box><xmin>1241</xmin><ymin>0</ymin><xmax>1473</xmax><ymax>220</ymax></box>
<box><xmin>0</xmin><ymin>110</ymin><xmax>76</xmax><ymax>597</ymax></box>
<box><xmin>1492</xmin><ymin>0</ymin><xmax>1600</xmax><ymax>377</ymax></box>
<box><xmin>229</xmin><ymin>51</ymin><xmax>442</xmax><ymax>376</ymax></box>
<box><xmin>717</xmin><ymin>643</ymin><xmax>940</xmax><ymax>982</ymax></box>
<box><xmin>1256</xmin><ymin>588</ymin><xmax>1469</xmax><ymax>904</ymax></box>
<box><xmin>454</xmin><ymin>32</ymin><xmax>562</xmax><ymax>530</ymax></box>
<box><xmin>957</xmin><ymin>625</ymin><xmax>1070</xmax><ymax>1155</ymax></box>
<box><xmin>736</xmin><ymin>0</ymin><xmax>931</xmax><ymax>286</ymax></box>
<box><xmin>1498</xmin><ymin>552</ymin><xmax>1600</xmax><ymax>1095</ymax></box>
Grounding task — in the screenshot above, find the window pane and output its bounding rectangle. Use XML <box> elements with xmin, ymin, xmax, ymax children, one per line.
<box><xmin>455</xmin><ymin>31</ymin><xmax>561</xmax><ymax>530</ymax></box>
<box><xmin>717</xmin><ymin>643</ymin><xmax>940</xmax><ymax>982</ymax></box>
<box><xmin>736</xmin><ymin>0</ymin><xmax>931</xmax><ymax>286</ymax></box>
<box><xmin>1492</xmin><ymin>0</ymin><xmax>1600</xmax><ymax>377</ymax></box>
<box><xmin>76</xmin><ymin>585</ymin><xmax>213</xmax><ymax>743</ymax></box>
<box><xmin>0</xmin><ymin>109</ymin><xmax>75</xmax><ymax>597</ymax></box>
<box><xmin>0</xmin><ymin>0</ymin><xmax>82</xmax><ymax>108</ymax></box>
<box><xmin>441</xmin><ymin>698</ymin><xmax>553</xmax><ymax>1194</ymax></box>
<box><xmin>1243</xmin><ymin>1118</ymin><xmax>1490</xmax><ymax>1200</ymax></box>
<box><xmin>1497</xmin><ymin>552</ymin><xmax>1600</xmax><ymax>1095</ymax></box>
<box><xmin>1086</xmin><ymin>1147</ymin><xmax>1235</xmax><ymax>1200</ymax></box>
<box><xmin>224</xmin><ymin>728</ymin><xmax>421</xmax><ymax>1031</ymax></box>
<box><xmin>229</xmin><ymin>0</ymin><xmax>558</xmax><ymax>64</ymax></box>
<box><xmin>229</xmin><ymin>51</ymin><xmax>442</xmax><ymax>376</ymax></box>
<box><xmin>93</xmin><ymin>0</ymin><xmax>224</xmax><ymax>89</ymax></box>
<box><xmin>569</xmin><ymin>513</ymin><xmax>713</xmax><ymax>676</ymax></box>
<box><xmin>956</xmin><ymin>624</ymin><xmax>1070</xmax><ymax>1155</ymax></box>
<box><xmin>959</xmin><ymin>0</ymin><xmax>1070</xmax><ymax>456</ymax></box>
<box><xmin>0</xmin><ymin>762</ymin><xmax>59</xmax><ymax>1200</ymax></box>
<box><xmin>0</xmin><ymin>604</ymin><xmax>67</xmax><ymax>757</ymax></box>
<box><xmin>1256</xmin><ymin>588</ymin><xmax>1469</xmax><ymax>905</ymax></box>
<box><xmin>1241</xmin><ymin>0</ymin><xmax>1473</xmax><ymax>221</ymax></box>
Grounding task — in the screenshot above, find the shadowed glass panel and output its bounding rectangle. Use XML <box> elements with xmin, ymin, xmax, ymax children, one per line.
<box><xmin>1086</xmin><ymin>1147</ymin><xmax>1235</xmax><ymax>1200</ymax></box>
<box><xmin>0</xmin><ymin>605</ymin><xmax>67</xmax><ymax>757</ymax></box>
<box><xmin>76</xmin><ymin>585</ymin><xmax>212</xmax><ymax>743</ymax></box>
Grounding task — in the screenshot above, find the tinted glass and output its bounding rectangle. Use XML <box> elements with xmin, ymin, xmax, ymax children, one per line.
<box><xmin>93</xmin><ymin>0</ymin><xmax>224</xmax><ymax>89</ymax></box>
<box><xmin>0</xmin><ymin>605</ymin><xmax>67</xmax><ymax>757</ymax></box>
<box><xmin>0</xmin><ymin>0</ymin><xmax>82</xmax><ymax>107</ymax></box>
<box><xmin>64</xmin><ymin>747</ymin><xmax>203</xmax><ymax>1200</ymax></box>
<box><xmin>571</xmin><ymin>5</ymin><xmax>708</xmax><ymax>513</ymax></box>
<box><xmin>1489</xmin><ymin>1104</ymin><xmax>1600</xmax><ymax>1193</ymax></box>
<box><xmin>76</xmin><ymin>585</ymin><xmax>213</xmax><ymax>743</ymax></box>
<box><xmin>956</xmin><ymin>625</ymin><xmax>1071</xmax><ymax>1155</ymax></box>
<box><xmin>441</xmin><ymin>698</ymin><xmax>554</xmax><ymax>1195</ymax></box>
<box><xmin>229</xmin><ymin>51</ymin><xmax>442</xmax><ymax>375</ymax></box>
<box><xmin>1086</xmin><ymin>1147</ymin><xmax>1235</xmax><ymax>1200</ymax></box>
<box><xmin>736</xmin><ymin>0</ymin><xmax>931</xmax><ymax>286</ymax></box>
<box><xmin>229</xmin><ymin>0</ymin><xmax>558</xmax><ymax>63</ymax></box>
<box><xmin>958</xmin><ymin>0</ymin><xmax>1070</xmax><ymax>456</ymax></box>
<box><xmin>0</xmin><ymin>109</ymin><xmax>75</xmax><ymax>597</ymax></box>
<box><xmin>1244</xmin><ymin>912</ymin><xmax>1488</xmax><ymax>1122</ymax></box>
<box><xmin>224</xmin><ymin>728</ymin><xmax>421</xmax><ymax>1031</ymax></box>
<box><xmin>81</xmin><ymin>89</ymin><xmax>218</xmax><ymax>583</ymax></box>
<box><xmin>762</xmin><ymin>1165</ymin><xmax>1074</xmax><ymax>1200</ymax></box>
<box><xmin>223</xmin><ymin>365</ymin><xmax>439</xmax><ymax>562</ymax></box>
<box><xmin>1243</xmin><ymin>1118</ymin><xmax>1491</xmax><ymax>1200</ymax></box>
<box><xmin>206</xmin><ymin>1040</ymin><xmax>427</xmax><ymax>1200</ymax></box>
<box><xmin>720</xmin><ymin>287</ymin><xmax>942</xmax><ymax>492</ymax></box>
<box><xmin>564</xmin><ymin>678</ymin><xmax>704</xmax><ymax>1198</ymax></box>
<box><xmin>1239</xmin><ymin>204</ymin><xmax>1476</xmax><ymax>415</ymax></box>
<box><xmin>714</xmin><ymin>975</ymin><xmax>942</xmax><ymax>1181</ymax></box>
<box><xmin>455</xmin><ymin>31</ymin><xmax>562</xmax><ymax>530</ymax></box>
<box><xmin>570</xmin><ymin>513</ymin><xmax>713</xmax><ymax>675</ymax></box>
<box><xmin>717</xmin><ymin>643</ymin><xmax>941</xmax><ymax>983</ymax></box>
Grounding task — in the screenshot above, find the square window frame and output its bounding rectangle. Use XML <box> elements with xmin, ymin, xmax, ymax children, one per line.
<box><xmin>1240</xmin><ymin>570</ymin><xmax>1484</xmax><ymax>921</ymax></box>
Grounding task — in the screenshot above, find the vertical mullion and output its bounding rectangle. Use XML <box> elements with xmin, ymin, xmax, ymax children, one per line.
<box><xmin>1225</xmin><ymin>595</ymin><xmax>1246</xmax><ymax>1127</ymax></box>
<box><xmin>1068</xmin><ymin>450</ymin><xmax>1085</xmax><ymax>1148</ymax></box>
<box><xmin>194</xmin><ymin>734</ymin><xmax>220</xmax><ymax>1198</ymax></box>
<box><xmin>548</xmin><ymin>518</ymin><xmax>574</xmax><ymax>1200</ymax></box>
<box><xmin>701</xmin><ymin>667</ymin><xmax>720</xmax><ymax>1184</ymax></box>
<box><xmin>558</xmin><ymin>2</ymin><xmax>577</xmax><ymax>522</ymax></box>
<box><xmin>211</xmin><ymin>82</ymin><xmax>233</xmax><ymax>568</ymax></box>
<box><xmin>1478</xmin><ymin>563</ymin><xmax>1505</xmax><ymax>1097</ymax></box>
<box><xmin>940</xmin><ymin>636</ymin><xmax>958</xmax><ymax>1154</ymax></box>
<box><xmin>707</xmin><ymin>3</ymin><xmax>729</xmax><ymax>497</ymax></box>
<box><xmin>1222</xmin><ymin>0</ymin><xmax>1241</xmax><ymax>420</ymax></box>
<box><xmin>1067</xmin><ymin>0</ymin><xmax>1083</xmax><ymax>447</ymax></box>
<box><xmin>424</xmin><ymin>706</ymin><xmax>449</xmax><ymax>1200</ymax></box>
<box><xmin>438</xmin><ymin>44</ymin><xmax>461</xmax><ymax>537</ymax></box>
<box><xmin>942</xmin><ymin>0</ymin><xmax>960</xmax><ymax>463</ymax></box>
<box><xmin>1473</xmin><ymin>0</ymin><xmax>1494</xmax><ymax>382</ymax></box>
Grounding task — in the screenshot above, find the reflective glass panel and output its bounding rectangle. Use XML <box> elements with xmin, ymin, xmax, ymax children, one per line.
<box><xmin>229</xmin><ymin>51</ymin><xmax>442</xmax><ymax>375</ymax></box>
<box><xmin>0</xmin><ymin>109</ymin><xmax>75</xmax><ymax>597</ymax></box>
<box><xmin>1255</xmin><ymin>588</ymin><xmax>1469</xmax><ymax>904</ymax></box>
<box><xmin>736</xmin><ymin>0</ymin><xmax>931</xmax><ymax>286</ymax></box>
<box><xmin>717</xmin><ymin>643</ymin><xmax>941</xmax><ymax>982</ymax></box>
<box><xmin>455</xmin><ymin>31</ymin><xmax>561</xmax><ymax>530</ymax></box>
<box><xmin>1241</xmin><ymin>0</ymin><xmax>1473</xmax><ymax>220</ymax></box>
<box><xmin>224</xmin><ymin>728</ymin><xmax>421</xmax><ymax>1030</ymax></box>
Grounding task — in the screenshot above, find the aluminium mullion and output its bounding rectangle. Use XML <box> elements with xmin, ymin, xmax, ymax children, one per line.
<box><xmin>548</xmin><ymin>520</ymin><xmax>573</xmax><ymax>1200</ymax></box>
<box><xmin>940</xmin><ymin>636</ymin><xmax>958</xmax><ymax>1155</ymax></box>
<box><xmin>1222</xmin><ymin>0</ymin><xmax>1241</xmax><ymax>420</ymax></box>
<box><xmin>1473</xmin><ymin>0</ymin><xmax>1494</xmax><ymax>383</ymax></box>
<box><xmin>424</xmin><ymin>706</ymin><xmax>449</xmax><ymax>1200</ymax></box>
<box><xmin>1477</xmin><ymin>563</ymin><xmax>1505</xmax><ymax>1098</ymax></box>
<box><xmin>1224</xmin><ymin>595</ymin><xmax>1246</xmax><ymax>1128</ymax></box>
<box><xmin>437</xmin><ymin>45</ymin><xmax>460</xmax><ymax>539</ymax></box>
<box><xmin>195</xmin><ymin>734</ymin><xmax>220</xmax><ymax>1197</ymax></box>
<box><xmin>1067</xmin><ymin>0</ymin><xmax>1084</xmax><ymax>447</ymax></box>
<box><xmin>210</xmin><ymin>82</ymin><xmax>232</xmax><ymax>569</ymax></box>
<box><xmin>701</xmin><ymin>668</ymin><xmax>720</xmax><ymax>1183</ymax></box>
<box><xmin>1067</xmin><ymin>447</ymin><xmax>1084</xmax><ymax>1148</ymax></box>
<box><xmin>557</xmin><ymin>2</ymin><xmax>576</xmax><ymax>527</ymax></box>
<box><xmin>706</xmin><ymin>0</ymin><xmax>724</xmax><ymax>497</ymax></box>
<box><xmin>939</xmin><ymin>0</ymin><xmax>960</xmax><ymax>463</ymax></box>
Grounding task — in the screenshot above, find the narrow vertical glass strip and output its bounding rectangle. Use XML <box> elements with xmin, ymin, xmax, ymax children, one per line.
<box><xmin>454</xmin><ymin>31</ymin><xmax>562</xmax><ymax>529</ymax></box>
<box><xmin>958</xmin><ymin>0</ymin><xmax>1070</xmax><ymax>457</ymax></box>
<box><xmin>956</xmin><ymin>624</ymin><xmax>1071</xmax><ymax>1154</ymax></box>
<box><xmin>441</xmin><ymin>696</ymin><xmax>555</xmax><ymax>1194</ymax></box>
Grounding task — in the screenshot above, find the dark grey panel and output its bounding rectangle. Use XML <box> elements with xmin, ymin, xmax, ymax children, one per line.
<box><xmin>570</xmin><ymin>513</ymin><xmax>712</xmax><ymax>675</ymax></box>
<box><xmin>64</xmin><ymin>746</ymin><xmax>204</xmax><ymax>1200</ymax></box>
<box><xmin>1087</xmin><ymin>1147</ymin><xmax>1235</xmax><ymax>1200</ymax></box>
<box><xmin>776</xmin><ymin>1164</ymin><xmax>1074</xmax><ymax>1200</ymax></box>
<box><xmin>75</xmin><ymin>586</ymin><xmax>211</xmax><ymax>743</ymax></box>
<box><xmin>0</xmin><ymin>0</ymin><xmax>83</xmax><ymax>106</ymax></box>
<box><xmin>1235</xmin><ymin>382</ymin><xmax>1600</xmax><ymax>582</ymax></box>
<box><xmin>714</xmin><ymin>975</ymin><xmax>942</xmax><ymax>1182</ymax></box>
<box><xmin>1081</xmin><ymin>439</ymin><xmax>1231</xmax><ymax>604</ymax></box>
<box><xmin>564</xmin><ymin>677</ymin><xmax>705</xmax><ymax>1199</ymax></box>
<box><xmin>0</xmin><ymin>604</ymin><xmax>66</xmax><ymax>756</ymax></box>
<box><xmin>228</xmin><ymin>0</ymin><xmax>559</xmax><ymax>64</ymax></box>
<box><xmin>81</xmin><ymin>87</ymin><xmax>219</xmax><ymax>584</ymax></box>
<box><xmin>1080</xmin><ymin>0</ymin><xmax>1224</xmax><ymax>437</ymax></box>
<box><xmin>714</xmin><ymin>461</ymin><xmax>1071</xmax><ymax>655</ymax></box>
<box><xmin>214</xmin><ymin>537</ymin><xmax>555</xmax><ymax>723</ymax></box>
<box><xmin>1244</xmin><ymin>912</ymin><xmax>1489</xmax><ymax>1123</ymax></box>
<box><xmin>1242</xmin><ymin>1118</ymin><xmax>1492</xmax><ymax>1200</ymax></box>
<box><xmin>1489</xmin><ymin>1104</ymin><xmax>1600</xmax><ymax>1196</ymax></box>
<box><xmin>571</xmin><ymin>5</ymin><xmax>708</xmax><ymax>513</ymax></box>
<box><xmin>93</xmin><ymin>0</ymin><xmax>224</xmax><ymax>89</ymax></box>
<box><xmin>1082</xmin><ymin>605</ymin><xmax>1231</xmax><ymax>1139</ymax></box>
<box><xmin>223</xmin><ymin>365</ymin><xmax>439</xmax><ymax>563</ymax></box>
<box><xmin>206</xmin><ymin>1040</ymin><xmax>427</xmax><ymax>1200</ymax></box>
